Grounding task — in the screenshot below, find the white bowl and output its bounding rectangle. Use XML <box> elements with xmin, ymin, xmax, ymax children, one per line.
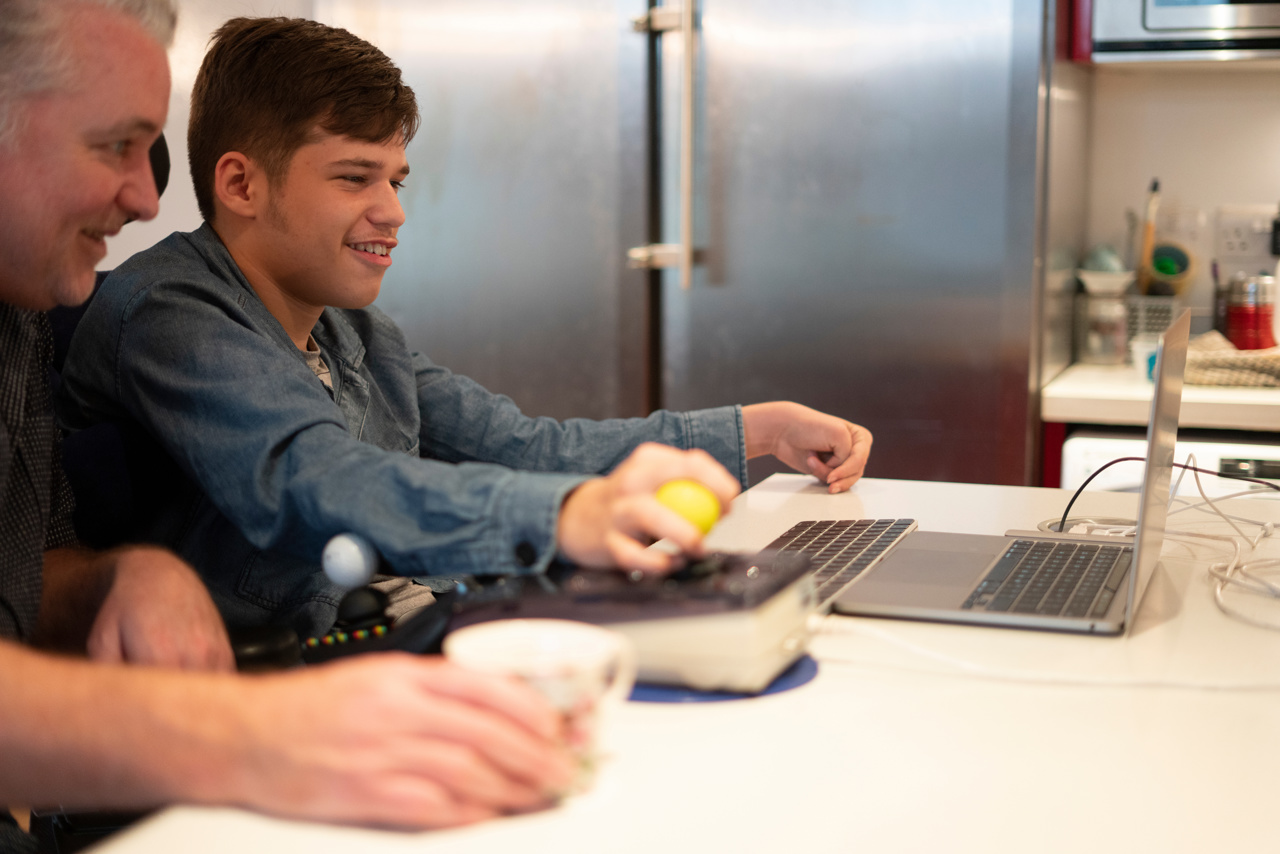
<box><xmin>1077</xmin><ymin>269</ymin><xmax>1135</xmax><ymax>296</ymax></box>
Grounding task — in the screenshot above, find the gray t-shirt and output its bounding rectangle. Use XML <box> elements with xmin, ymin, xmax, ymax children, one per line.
<box><xmin>301</xmin><ymin>335</ymin><xmax>332</xmax><ymax>389</ymax></box>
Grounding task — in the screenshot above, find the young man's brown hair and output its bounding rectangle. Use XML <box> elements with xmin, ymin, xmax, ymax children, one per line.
<box><xmin>188</xmin><ymin>16</ymin><xmax>419</xmax><ymax>222</ymax></box>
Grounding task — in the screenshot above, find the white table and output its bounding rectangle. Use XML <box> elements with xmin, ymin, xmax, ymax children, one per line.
<box><xmin>96</xmin><ymin>475</ymin><xmax>1280</xmax><ymax>854</ymax></box>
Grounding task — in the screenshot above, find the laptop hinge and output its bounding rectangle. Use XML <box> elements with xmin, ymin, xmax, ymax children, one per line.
<box><xmin>1002</xmin><ymin>529</ymin><xmax>1135</xmax><ymax>543</ymax></box>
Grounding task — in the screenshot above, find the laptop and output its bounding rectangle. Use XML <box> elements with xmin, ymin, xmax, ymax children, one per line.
<box><xmin>766</xmin><ymin>309</ymin><xmax>1190</xmax><ymax>636</ymax></box>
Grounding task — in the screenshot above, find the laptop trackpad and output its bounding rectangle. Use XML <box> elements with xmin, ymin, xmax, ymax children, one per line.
<box><xmin>836</xmin><ymin>531</ymin><xmax>1007</xmax><ymax>611</ymax></box>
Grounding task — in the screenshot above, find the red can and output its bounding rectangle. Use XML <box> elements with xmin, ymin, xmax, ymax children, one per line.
<box><xmin>1226</xmin><ymin>275</ymin><xmax>1278</xmax><ymax>350</ymax></box>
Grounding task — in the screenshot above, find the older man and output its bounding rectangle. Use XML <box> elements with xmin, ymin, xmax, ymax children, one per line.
<box><xmin>0</xmin><ymin>1</ymin><xmax>573</xmax><ymax>846</ymax></box>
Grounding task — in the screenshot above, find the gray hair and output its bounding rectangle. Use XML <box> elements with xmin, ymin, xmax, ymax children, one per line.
<box><xmin>0</xmin><ymin>0</ymin><xmax>177</xmax><ymax>146</ymax></box>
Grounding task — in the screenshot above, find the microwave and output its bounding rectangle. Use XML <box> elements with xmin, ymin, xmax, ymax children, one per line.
<box><xmin>1093</xmin><ymin>0</ymin><xmax>1280</xmax><ymax>62</ymax></box>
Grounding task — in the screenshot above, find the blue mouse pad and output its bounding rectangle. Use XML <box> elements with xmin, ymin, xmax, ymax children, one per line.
<box><xmin>628</xmin><ymin>654</ymin><xmax>818</xmax><ymax>703</ymax></box>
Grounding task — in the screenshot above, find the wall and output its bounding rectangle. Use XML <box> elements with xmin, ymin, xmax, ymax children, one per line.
<box><xmin>1085</xmin><ymin>63</ymin><xmax>1280</xmax><ymax>321</ymax></box>
<box><xmin>1042</xmin><ymin>58</ymin><xmax>1094</xmax><ymax>387</ymax></box>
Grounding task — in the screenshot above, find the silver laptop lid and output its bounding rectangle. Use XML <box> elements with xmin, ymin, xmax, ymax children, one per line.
<box><xmin>1124</xmin><ymin>310</ymin><xmax>1190</xmax><ymax>629</ymax></box>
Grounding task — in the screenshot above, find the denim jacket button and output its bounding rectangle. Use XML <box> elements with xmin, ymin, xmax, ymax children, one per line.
<box><xmin>514</xmin><ymin>541</ymin><xmax>538</xmax><ymax>567</ymax></box>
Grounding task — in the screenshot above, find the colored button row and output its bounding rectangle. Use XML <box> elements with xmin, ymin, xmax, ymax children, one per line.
<box><xmin>303</xmin><ymin>624</ymin><xmax>390</xmax><ymax>648</ymax></box>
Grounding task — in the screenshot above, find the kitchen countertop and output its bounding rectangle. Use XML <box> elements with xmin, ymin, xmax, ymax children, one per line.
<box><xmin>1042</xmin><ymin>362</ymin><xmax>1280</xmax><ymax>430</ymax></box>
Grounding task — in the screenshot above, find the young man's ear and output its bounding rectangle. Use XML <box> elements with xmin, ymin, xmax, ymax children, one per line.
<box><xmin>213</xmin><ymin>152</ymin><xmax>266</xmax><ymax>220</ymax></box>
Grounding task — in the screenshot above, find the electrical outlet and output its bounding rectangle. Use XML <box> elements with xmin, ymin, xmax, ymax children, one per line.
<box><xmin>1215</xmin><ymin>205</ymin><xmax>1275</xmax><ymax>260</ymax></box>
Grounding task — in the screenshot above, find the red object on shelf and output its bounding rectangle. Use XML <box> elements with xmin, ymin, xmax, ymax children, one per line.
<box><xmin>1225</xmin><ymin>275</ymin><xmax>1278</xmax><ymax>350</ymax></box>
<box><xmin>1226</xmin><ymin>304</ymin><xmax>1278</xmax><ymax>351</ymax></box>
<box><xmin>1070</xmin><ymin>0</ymin><xmax>1093</xmax><ymax>63</ymax></box>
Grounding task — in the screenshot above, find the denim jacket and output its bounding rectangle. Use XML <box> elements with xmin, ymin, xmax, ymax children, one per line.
<box><xmin>56</xmin><ymin>224</ymin><xmax>747</xmax><ymax>635</ymax></box>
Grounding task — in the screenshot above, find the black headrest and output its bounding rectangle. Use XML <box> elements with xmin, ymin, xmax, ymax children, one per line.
<box><xmin>150</xmin><ymin>132</ymin><xmax>170</xmax><ymax>199</ymax></box>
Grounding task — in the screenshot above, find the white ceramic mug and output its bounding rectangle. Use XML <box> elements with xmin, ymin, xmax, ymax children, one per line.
<box><xmin>443</xmin><ymin>619</ymin><xmax>636</xmax><ymax>791</ymax></box>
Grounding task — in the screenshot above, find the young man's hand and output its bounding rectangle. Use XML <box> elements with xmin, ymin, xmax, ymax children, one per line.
<box><xmin>86</xmin><ymin>546</ymin><xmax>235</xmax><ymax>671</ymax></box>
<box><xmin>556</xmin><ymin>443</ymin><xmax>740</xmax><ymax>574</ymax></box>
<box><xmin>742</xmin><ymin>401</ymin><xmax>873</xmax><ymax>493</ymax></box>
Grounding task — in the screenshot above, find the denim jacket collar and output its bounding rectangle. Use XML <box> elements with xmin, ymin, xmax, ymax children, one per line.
<box><xmin>190</xmin><ymin>222</ymin><xmax>367</xmax><ymax>372</ymax></box>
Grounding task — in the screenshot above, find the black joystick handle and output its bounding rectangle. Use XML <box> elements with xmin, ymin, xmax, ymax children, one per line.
<box><xmin>334</xmin><ymin>586</ymin><xmax>390</xmax><ymax>630</ymax></box>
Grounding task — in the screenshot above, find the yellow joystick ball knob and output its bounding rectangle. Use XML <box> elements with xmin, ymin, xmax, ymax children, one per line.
<box><xmin>655</xmin><ymin>479</ymin><xmax>721</xmax><ymax>535</ymax></box>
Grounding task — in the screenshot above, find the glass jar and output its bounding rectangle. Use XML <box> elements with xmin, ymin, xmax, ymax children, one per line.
<box><xmin>1226</xmin><ymin>274</ymin><xmax>1277</xmax><ymax>351</ymax></box>
<box><xmin>1075</xmin><ymin>294</ymin><xmax>1129</xmax><ymax>365</ymax></box>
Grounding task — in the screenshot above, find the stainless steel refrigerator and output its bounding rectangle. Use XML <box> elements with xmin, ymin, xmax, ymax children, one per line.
<box><xmin>317</xmin><ymin>0</ymin><xmax>1085</xmax><ymax>486</ymax></box>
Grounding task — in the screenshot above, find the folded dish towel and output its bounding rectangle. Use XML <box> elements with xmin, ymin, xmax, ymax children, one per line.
<box><xmin>1185</xmin><ymin>330</ymin><xmax>1280</xmax><ymax>387</ymax></box>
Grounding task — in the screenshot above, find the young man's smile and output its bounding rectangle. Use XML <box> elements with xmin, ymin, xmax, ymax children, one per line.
<box><xmin>347</xmin><ymin>238</ymin><xmax>397</xmax><ymax>266</ymax></box>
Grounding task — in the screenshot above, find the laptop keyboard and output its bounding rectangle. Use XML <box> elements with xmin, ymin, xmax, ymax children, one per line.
<box><xmin>763</xmin><ymin>518</ymin><xmax>917</xmax><ymax>608</ymax></box>
<box><xmin>765</xmin><ymin>520</ymin><xmax>1134</xmax><ymax>622</ymax></box>
<box><xmin>961</xmin><ymin>540</ymin><xmax>1132</xmax><ymax>619</ymax></box>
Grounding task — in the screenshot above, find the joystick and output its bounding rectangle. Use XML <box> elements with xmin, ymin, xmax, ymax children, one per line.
<box><xmin>301</xmin><ymin>534</ymin><xmax>456</xmax><ymax>663</ymax></box>
<box><xmin>321</xmin><ymin>533</ymin><xmax>388</xmax><ymax>629</ymax></box>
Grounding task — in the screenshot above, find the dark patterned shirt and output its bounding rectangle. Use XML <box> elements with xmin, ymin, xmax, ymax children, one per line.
<box><xmin>0</xmin><ymin>813</ymin><xmax>36</xmax><ymax>854</ymax></box>
<box><xmin>0</xmin><ymin>304</ymin><xmax>78</xmax><ymax>641</ymax></box>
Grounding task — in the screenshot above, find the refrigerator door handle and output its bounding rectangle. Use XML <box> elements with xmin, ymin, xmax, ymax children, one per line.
<box><xmin>627</xmin><ymin>2</ymin><xmax>697</xmax><ymax>290</ymax></box>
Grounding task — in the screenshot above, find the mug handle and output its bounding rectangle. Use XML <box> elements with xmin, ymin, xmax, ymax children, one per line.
<box><xmin>603</xmin><ymin>632</ymin><xmax>638</xmax><ymax>704</ymax></box>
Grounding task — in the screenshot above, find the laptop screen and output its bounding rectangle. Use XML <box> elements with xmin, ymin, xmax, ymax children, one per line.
<box><xmin>1124</xmin><ymin>310</ymin><xmax>1190</xmax><ymax>629</ymax></box>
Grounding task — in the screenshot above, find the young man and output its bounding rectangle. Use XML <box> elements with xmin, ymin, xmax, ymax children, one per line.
<box><xmin>58</xmin><ymin>16</ymin><xmax>875</xmax><ymax>639</ymax></box>
<box><xmin>1</xmin><ymin>0</ymin><xmax>575</xmax><ymax>841</ymax></box>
